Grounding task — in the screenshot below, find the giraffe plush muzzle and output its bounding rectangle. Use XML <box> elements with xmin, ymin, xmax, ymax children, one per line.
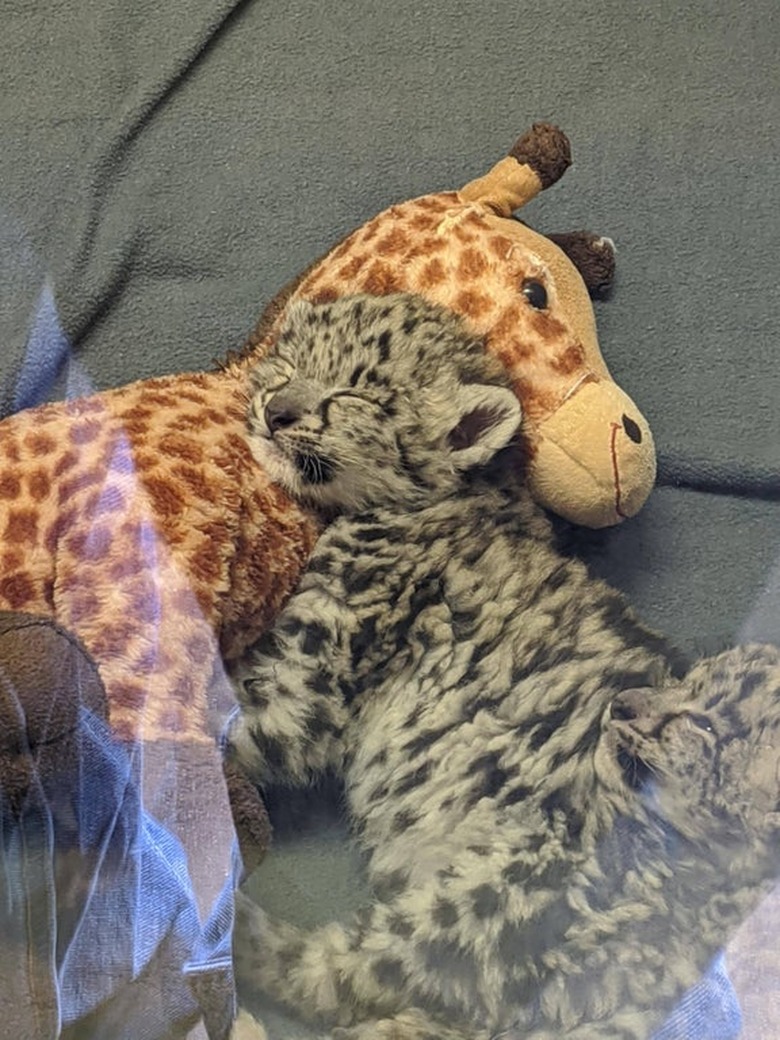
<box><xmin>529</xmin><ymin>376</ymin><xmax>656</xmax><ymax>527</ymax></box>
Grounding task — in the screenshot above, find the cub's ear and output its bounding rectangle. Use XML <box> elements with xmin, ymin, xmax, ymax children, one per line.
<box><xmin>447</xmin><ymin>385</ymin><xmax>522</xmax><ymax>470</ymax></box>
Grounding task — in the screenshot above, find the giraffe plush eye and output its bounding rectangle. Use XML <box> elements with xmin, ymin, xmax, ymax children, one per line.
<box><xmin>521</xmin><ymin>279</ymin><xmax>548</xmax><ymax>310</ymax></box>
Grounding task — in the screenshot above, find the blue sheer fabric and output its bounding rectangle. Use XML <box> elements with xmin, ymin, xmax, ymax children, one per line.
<box><xmin>655</xmin><ymin>955</ymin><xmax>741</xmax><ymax>1039</ymax></box>
<box><xmin>0</xmin><ymin>704</ymin><xmax>743</xmax><ymax>1039</ymax></box>
<box><xmin>0</xmin><ymin>707</ymin><xmax>237</xmax><ymax>1039</ymax></box>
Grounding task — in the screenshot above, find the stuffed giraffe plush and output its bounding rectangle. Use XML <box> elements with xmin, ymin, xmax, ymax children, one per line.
<box><xmin>0</xmin><ymin>123</ymin><xmax>652</xmax><ymax>1039</ymax></box>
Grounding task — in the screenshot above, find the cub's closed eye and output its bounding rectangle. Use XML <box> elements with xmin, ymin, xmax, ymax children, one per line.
<box><xmin>522</xmin><ymin>279</ymin><xmax>548</xmax><ymax>310</ymax></box>
<box><xmin>253</xmin><ymin>359</ymin><xmax>295</xmax><ymax>394</ymax></box>
<box><xmin>327</xmin><ymin>389</ymin><xmax>378</xmax><ymax>407</ymax></box>
<box><xmin>320</xmin><ymin>390</ymin><xmax>377</xmax><ymax>425</ymax></box>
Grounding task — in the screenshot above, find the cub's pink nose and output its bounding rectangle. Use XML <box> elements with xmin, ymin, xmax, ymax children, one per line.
<box><xmin>264</xmin><ymin>397</ymin><xmax>301</xmax><ymax>433</ymax></box>
<box><xmin>610</xmin><ymin>687</ymin><xmax>655</xmax><ymax>721</ymax></box>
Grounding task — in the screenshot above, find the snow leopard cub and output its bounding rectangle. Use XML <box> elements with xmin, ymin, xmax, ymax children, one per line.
<box><xmin>230</xmin><ymin>294</ymin><xmax>780</xmax><ymax>1040</ymax></box>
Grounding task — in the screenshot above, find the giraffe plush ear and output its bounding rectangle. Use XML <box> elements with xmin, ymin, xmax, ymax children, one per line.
<box><xmin>459</xmin><ymin>123</ymin><xmax>571</xmax><ymax>217</ymax></box>
<box><xmin>547</xmin><ymin>231</ymin><xmax>617</xmax><ymax>298</ymax></box>
<box><xmin>446</xmin><ymin>385</ymin><xmax>521</xmax><ymax>470</ymax></box>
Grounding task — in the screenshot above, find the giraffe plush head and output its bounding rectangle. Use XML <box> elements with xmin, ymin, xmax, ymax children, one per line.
<box><xmin>242</xmin><ymin>124</ymin><xmax>655</xmax><ymax>527</ymax></box>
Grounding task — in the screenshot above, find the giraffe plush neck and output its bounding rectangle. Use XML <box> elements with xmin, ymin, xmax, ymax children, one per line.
<box><xmin>233</xmin><ymin>123</ymin><xmax>655</xmax><ymax>528</ymax></box>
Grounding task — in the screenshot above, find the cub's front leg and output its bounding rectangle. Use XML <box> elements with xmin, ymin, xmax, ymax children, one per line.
<box><xmin>226</xmin><ymin>570</ymin><xmax>359</xmax><ymax>789</ymax></box>
<box><xmin>228</xmin><ymin>1009</ymin><xmax>269</xmax><ymax>1040</ymax></box>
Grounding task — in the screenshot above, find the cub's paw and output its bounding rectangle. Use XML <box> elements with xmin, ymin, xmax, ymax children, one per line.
<box><xmin>332</xmin><ymin>1009</ymin><xmax>471</xmax><ymax>1040</ymax></box>
<box><xmin>233</xmin><ymin>890</ymin><xmax>273</xmax><ymax>983</ymax></box>
<box><xmin>233</xmin><ymin>889</ymin><xmax>314</xmax><ymax>1002</ymax></box>
<box><xmin>333</xmin><ymin>1021</ymin><xmax>403</xmax><ymax>1040</ymax></box>
<box><xmin>229</xmin><ymin>1009</ymin><xmax>268</xmax><ymax>1040</ymax></box>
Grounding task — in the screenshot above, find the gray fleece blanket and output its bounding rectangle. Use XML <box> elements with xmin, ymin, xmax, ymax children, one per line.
<box><xmin>1</xmin><ymin>1</ymin><xmax>778</xmax><ymax>1037</ymax></box>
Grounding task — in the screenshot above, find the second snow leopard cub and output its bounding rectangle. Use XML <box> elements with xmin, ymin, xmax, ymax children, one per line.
<box><xmin>230</xmin><ymin>294</ymin><xmax>780</xmax><ymax>1040</ymax></box>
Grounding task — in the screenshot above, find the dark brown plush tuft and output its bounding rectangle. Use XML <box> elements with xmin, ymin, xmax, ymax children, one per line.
<box><xmin>509</xmin><ymin>123</ymin><xmax>572</xmax><ymax>189</ymax></box>
<box><xmin>547</xmin><ymin>230</ymin><xmax>616</xmax><ymax>298</ymax></box>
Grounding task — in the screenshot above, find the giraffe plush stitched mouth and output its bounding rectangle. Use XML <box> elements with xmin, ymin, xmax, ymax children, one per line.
<box><xmin>240</xmin><ymin>123</ymin><xmax>655</xmax><ymax>528</ymax></box>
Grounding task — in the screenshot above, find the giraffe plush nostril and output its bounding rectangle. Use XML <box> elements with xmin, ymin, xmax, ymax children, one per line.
<box><xmin>622</xmin><ymin>414</ymin><xmax>642</xmax><ymax>445</ymax></box>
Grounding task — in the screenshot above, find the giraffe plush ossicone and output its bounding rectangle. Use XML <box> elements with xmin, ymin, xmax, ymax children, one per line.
<box><xmin>241</xmin><ymin>122</ymin><xmax>656</xmax><ymax>528</ymax></box>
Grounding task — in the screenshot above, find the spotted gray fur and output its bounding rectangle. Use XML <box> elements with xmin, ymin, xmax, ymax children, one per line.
<box><xmin>229</xmin><ymin>294</ymin><xmax>780</xmax><ymax>1040</ymax></box>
